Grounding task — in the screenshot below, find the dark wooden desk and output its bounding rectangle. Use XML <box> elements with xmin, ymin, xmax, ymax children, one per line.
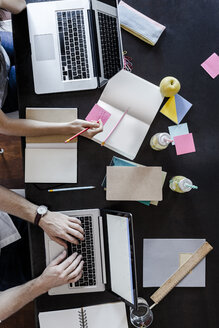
<box><xmin>13</xmin><ymin>1</ymin><xmax>219</xmax><ymax>327</ymax></box>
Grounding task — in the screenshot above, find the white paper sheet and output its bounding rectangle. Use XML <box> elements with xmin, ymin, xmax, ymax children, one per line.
<box><xmin>143</xmin><ymin>239</ymin><xmax>206</xmax><ymax>287</ymax></box>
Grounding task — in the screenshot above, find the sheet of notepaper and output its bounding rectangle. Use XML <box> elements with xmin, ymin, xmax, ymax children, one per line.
<box><xmin>174</xmin><ymin>133</ymin><xmax>196</xmax><ymax>155</ymax></box>
<box><xmin>143</xmin><ymin>239</ymin><xmax>206</xmax><ymax>287</ymax></box>
<box><xmin>160</xmin><ymin>94</ymin><xmax>192</xmax><ymax>124</ymax></box>
<box><xmin>201</xmin><ymin>53</ymin><xmax>219</xmax><ymax>79</ymax></box>
<box><xmin>86</xmin><ymin>104</ymin><xmax>111</xmax><ymax>125</ymax></box>
<box><xmin>168</xmin><ymin>123</ymin><xmax>189</xmax><ymax>145</ymax></box>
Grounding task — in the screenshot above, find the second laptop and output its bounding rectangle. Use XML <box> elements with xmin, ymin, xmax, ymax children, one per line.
<box><xmin>27</xmin><ymin>0</ymin><xmax>123</xmax><ymax>94</ymax></box>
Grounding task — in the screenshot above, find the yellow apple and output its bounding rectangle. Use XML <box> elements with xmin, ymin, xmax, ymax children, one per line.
<box><xmin>160</xmin><ymin>76</ymin><xmax>181</xmax><ymax>97</ymax></box>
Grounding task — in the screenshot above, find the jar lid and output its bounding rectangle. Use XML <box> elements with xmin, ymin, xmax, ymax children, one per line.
<box><xmin>178</xmin><ymin>178</ymin><xmax>193</xmax><ymax>192</ymax></box>
<box><xmin>158</xmin><ymin>133</ymin><xmax>172</xmax><ymax>146</ymax></box>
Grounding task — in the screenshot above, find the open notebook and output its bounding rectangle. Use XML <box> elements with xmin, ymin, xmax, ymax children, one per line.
<box><xmin>91</xmin><ymin>69</ymin><xmax>164</xmax><ymax>160</ymax></box>
<box><xmin>25</xmin><ymin>108</ymin><xmax>77</xmax><ymax>183</ymax></box>
<box><xmin>39</xmin><ymin>302</ymin><xmax>128</xmax><ymax>328</ymax></box>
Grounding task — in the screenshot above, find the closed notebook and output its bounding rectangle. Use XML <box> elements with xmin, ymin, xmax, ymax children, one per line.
<box><xmin>25</xmin><ymin>108</ymin><xmax>77</xmax><ymax>183</ymax></box>
<box><xmin>39</xmin><ymin>302</ymin><xmax>128</xmax><ymax>328</ymax></box>
<box><xmin>106</xmin><ymin>166</ymin><xmax>162</xmax><ymax>201</ymax></box>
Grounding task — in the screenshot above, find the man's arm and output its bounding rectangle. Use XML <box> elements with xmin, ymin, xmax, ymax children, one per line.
<box><xmin>0</xmin><ymin>251</ymin><xmax>84</xmax><ymax>321</ymax></box>
<box><xmin>0</xmin><ymin>110</ymin><xmax>103</xmax><ymax>139</ymax></box>
<box><xmin>0</xmin><ymin>186</ymin><xmax>84</xmax><ymax>247</ymax></box>
<box><xmin>0</xmin><ymin>0</ymin><xmax>26</xmax><ymax>14</ymax></box>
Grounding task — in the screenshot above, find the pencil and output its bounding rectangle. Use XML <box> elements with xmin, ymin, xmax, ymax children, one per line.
<box><xmin>48</xmin><ymin>186</ymin><xmax>96</xmax><ymax>192</ymax></box>
<box><xmin>101</xmin><ymin>109</ymin><xmax>128</xmax><ymax>146</ymax></box>
<box><xmin>65</xmin><ymin>127</ymin><xmax>89</xmax><ymax>143</ymax></box>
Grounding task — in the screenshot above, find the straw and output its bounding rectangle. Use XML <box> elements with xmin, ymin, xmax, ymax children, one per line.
<box><xmin>185</xmin><ymin>184</ymin><xmax>198</xmax><ymax>189</ymax></box>
<box><xmin>163</xmin><ymin>137</ymin><xmax>173</xmax><ymax>143</ymax></box>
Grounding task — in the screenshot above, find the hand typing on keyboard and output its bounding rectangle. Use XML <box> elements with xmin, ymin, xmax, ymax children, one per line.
<box><xmin>39</xmin><ymin>212</ymin><xmax>84</xmax><ymax>248</ymax></box>
<box><xmin>68</xmin><ymin>216</ymin><xmax>96</xmax><ymax>287</ymax></box>
<box><xmin>38</xmin><ymin>250</ymin><xmax>84</xmax><ymax>292</ymax></box>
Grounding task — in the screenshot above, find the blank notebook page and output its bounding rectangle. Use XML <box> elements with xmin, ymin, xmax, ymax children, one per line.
<box><xmin>85</xmin><ymin>302</ymin><xmax>128</xmax><ymax>328</ymax></box>
<box><xmin>39</xmin><ymin>308</ymin><xmax>80</xmax><ymax>328</ymax></box>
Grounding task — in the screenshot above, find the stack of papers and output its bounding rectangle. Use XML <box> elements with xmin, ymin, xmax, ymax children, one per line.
<box><xmin>106</xmin><ymin>166</ymin><xmax>162</xmax><ymax>201</ymax></box>
<box><xmin>102</xmin><ymin>156</ymin><xmax>166</xmax><ymax>205</ymax></box>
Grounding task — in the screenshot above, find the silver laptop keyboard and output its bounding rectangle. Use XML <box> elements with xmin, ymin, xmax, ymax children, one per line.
<box><xmin>68</xmin><ymin>216</ymin><xmax>96</xmax><ymax>288</ymax></box>
<box><xmin>57</xmin><ymin>10</ymin><xmax>90</xmax><ymax>81</ymax></box>
<box><xmin>98</xmin><ymin>12</ymin><xmax>121</xmax><ymax>79</ymax></box>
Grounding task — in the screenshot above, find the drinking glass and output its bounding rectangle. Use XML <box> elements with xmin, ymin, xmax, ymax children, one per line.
<box><xmin>130</xmin><ymin>297</ymin><xmax>153</xmax><ymax>328</ymax></box>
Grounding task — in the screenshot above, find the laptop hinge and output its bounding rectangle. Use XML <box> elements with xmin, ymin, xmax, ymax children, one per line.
<box><xmin>98</xmin><ymin>215</ymin><xmax>107</xmax><ymax>284</ymax></box>
<box><xmin>87</xmin><ymin>9</ymin><xmax>100</xmax><ymax>81</ymax></box>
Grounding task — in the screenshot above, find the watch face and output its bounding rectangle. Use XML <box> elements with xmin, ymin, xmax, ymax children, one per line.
<box><xmin>37</xmin><ymin>205</ymin><xmax>48</xmax><ymax>216</ymax></box>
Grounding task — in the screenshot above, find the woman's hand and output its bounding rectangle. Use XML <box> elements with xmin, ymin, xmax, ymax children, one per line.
<box><xmin>67</xmin><ymin>119</ymin><xmax>103</xmax><ymax>139</ymax></box>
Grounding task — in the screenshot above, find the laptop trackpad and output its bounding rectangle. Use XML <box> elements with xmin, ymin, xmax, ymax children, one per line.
<box><xmin>34</xmin><ymin>34</ymin><xmax>55</xmax><ymax>61</ymax></box>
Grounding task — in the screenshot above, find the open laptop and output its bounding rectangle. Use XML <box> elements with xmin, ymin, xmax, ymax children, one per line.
<box><xmin>44</xmin><ymin>209</ymin><xmax>138</xmax><ymax>308</ymax></box>
<box><xmin>27</xmin><ymin>0</ymin><xmax>123</xmax><ymax>94</ymax></box>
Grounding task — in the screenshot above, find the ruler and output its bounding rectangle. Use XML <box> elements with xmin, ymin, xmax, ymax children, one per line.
<box><xmin>150</xmin><ymin>241</ymin><xmax>213</xmax><ymax>307</ymax></box>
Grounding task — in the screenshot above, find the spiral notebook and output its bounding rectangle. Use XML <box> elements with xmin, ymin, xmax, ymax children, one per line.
<box><xmin>39</xmin><ymin>302</ymin><xmax>128</xmax><ymax>328</ymax></box>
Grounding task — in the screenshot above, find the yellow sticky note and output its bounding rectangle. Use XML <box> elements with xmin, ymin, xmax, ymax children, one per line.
<box><xmin>160</xmin><ymin>96</ymin><xmax>178</xmax><ymax>124</ymax></box>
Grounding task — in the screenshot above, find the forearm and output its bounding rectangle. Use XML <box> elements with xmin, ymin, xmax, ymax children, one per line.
<box><xmin>0</xmin><ymin>277</ymin><xmax>46</xmax><ymax>322</ymax></box>
<box><xmin>0</xmin><ymin>186</ymin><xmax>37</xmax><ymax>223</ymax></box>
<box><xmin>0</xmin><ymin>116</ymin><xmax>70</xmax><ymax>137</ymax></box>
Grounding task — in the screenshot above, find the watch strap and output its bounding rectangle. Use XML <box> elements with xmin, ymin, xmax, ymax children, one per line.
<box><xmin>34</xmin><ymin>213</ymin><xmax>42</xmax><ymax>226</ymax></box>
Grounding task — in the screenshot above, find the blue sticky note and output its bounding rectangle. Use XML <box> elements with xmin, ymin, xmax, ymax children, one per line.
<box><xmin>175</xmin><ymin>94</ymin><xmax>192</xmax><ymax>123</ymax></box>
<box><xmin>168</xmin><ymin>123</ymin><xmax>189</xmax><ymax>145</ymax></box>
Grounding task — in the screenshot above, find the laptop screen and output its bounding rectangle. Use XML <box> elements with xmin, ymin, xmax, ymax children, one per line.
<box><xmin>97</xmin><ymin>0</ymin><xmax>117</xmax><ymax>7</ymax></box>
<box><xmin>106</xmin><ymin>213</ymin><xmax>136</xmax><ymax>306</ymax></box>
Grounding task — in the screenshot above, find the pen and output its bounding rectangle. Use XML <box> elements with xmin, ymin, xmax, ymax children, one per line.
<box><xmin>65</xmin><ymin>120</ymin><xmax>100</xmax><ymax>143</ymax></box>
<box><xmin>48</xmin><ymin>186</ymin><xmax>96</xmax><ymax>192</ymax></box>
<box><xmin>65</xmin><ymin>127</ymin><xmax>89</xmax><ymax>143</ymax></box>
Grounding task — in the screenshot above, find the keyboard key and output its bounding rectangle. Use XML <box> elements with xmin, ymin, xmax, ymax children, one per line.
<box><xmin>67</xmin><ymin>215</ymin><xmax>96</xmax><ymax>288</ymax></box>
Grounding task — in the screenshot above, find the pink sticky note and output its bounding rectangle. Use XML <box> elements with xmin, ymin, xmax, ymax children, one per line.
<box><xmin>201</xmin><ymin>53</ymin><xmax>219</xmax><ymax>79</ymax></box>
<box><xmin>85</xmin><ymin>104</ymin><xmax>111</xmax><ymax>125</ymax></box>
<box><xmin>174</xmin><ymin>133</ymin><xmax>196</xmax><ymax>156</ymax></box>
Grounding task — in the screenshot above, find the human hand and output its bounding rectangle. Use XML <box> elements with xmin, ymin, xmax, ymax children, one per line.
<box><xmin>0</xmin><ymin>0</ymin><xmax>26</xmax><ymax>14</ymax></box>
<box><xmin>39</xmin><ymin>211</ymin><xmax>84</xmax><ymax>248</ymax></box>
<box><xmin>68</xmin><ymin>119</ymin><xmax>103</xmax><ymax>139</ymax></box>
<box><xmin>38</xmin><ymin>251</ymin><xmax>84</xmax><ymax>292</ymax></box>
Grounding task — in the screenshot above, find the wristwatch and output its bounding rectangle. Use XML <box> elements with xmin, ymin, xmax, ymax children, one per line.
<box><xmin>34</xmin><ymin>205</ymin><xmax>48</xmax><ymax>226</ymax></box>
